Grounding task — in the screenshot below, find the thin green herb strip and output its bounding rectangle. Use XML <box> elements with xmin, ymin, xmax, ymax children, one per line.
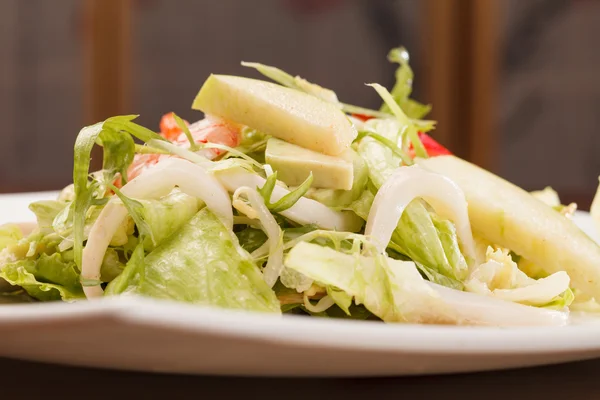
<box><xmin>172</xmin><ymin>113</ymin><xmax>199</xmax><ymax>151</ymax></box>
<box><xmin>257</xmin><ymin>172</ymin><xmax>313</xmax><ymax>213</ymax></box>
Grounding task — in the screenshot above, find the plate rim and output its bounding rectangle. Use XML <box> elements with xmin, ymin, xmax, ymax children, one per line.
<box><xmin>2</xmin><ymin>296</ymin><xmax>600</xmax><ymax>355</ymax></box>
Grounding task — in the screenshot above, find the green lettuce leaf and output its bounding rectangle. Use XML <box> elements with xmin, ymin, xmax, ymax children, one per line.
<box><xmin>327</xmin><ymin>285</ymin><xmax>352</xmax><ymax>315</ymax></box>
<box><xmin>52</xmin><ymin>203</ymin><xmax>132</xmax><ymax>251</ymax></box>
<box><xmin>285</xmin><ymin>242</ymin><xmax>449</xmax><ymax>323</ymax></box>
<box><xmin>380</xmin><ymin>47</ymin><xmax>431</xmax><ymax>119</ymax></box>
<box><xmin>135</xmin><ymin>190</ymin><xmax>202</xmax><ymax>251</ymax></box>
<box><xmin>29</xmin><ymin>201</ymin><xmax>67</xmax><ymax>234</ymax></box>
<box><xmin>0</xmin><ymin>224</ymin><xmax>23</xmax><ymax>251</ymax></box>
<box><xmin>105</xmin><ymin>208</ymin><xmax>280</xmax><ymax>313</ymax></box>
<box><xmin>100</xmin><ymin>248</ymin><xmax>125</xmax><ymax>282</ymax></box>
<box><xmin>0</xmin><ymin>253</ymin><xmax>84</xmax><ymax>301</ymax></box>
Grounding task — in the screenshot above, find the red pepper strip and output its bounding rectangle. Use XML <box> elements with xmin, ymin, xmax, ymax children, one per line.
<box><xmin>159</xmin><ymin>112</ymin><xmax>189</xmax><ymax>141</ymax></box>
<box><xmin>408</xmin><ymin>132</ymin><xmax>452</xmax><ymax>158</ymax></box>
<box><xmin>351</xmin><ymin>113</ymin><xmax>375</xmax><ymax>122</ymax></box>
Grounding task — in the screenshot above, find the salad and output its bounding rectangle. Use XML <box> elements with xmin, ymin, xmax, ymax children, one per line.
<box><xmin>2</xmin><ymin>47</ymin><xmax>600</xmax><ymax>327</ymax></box>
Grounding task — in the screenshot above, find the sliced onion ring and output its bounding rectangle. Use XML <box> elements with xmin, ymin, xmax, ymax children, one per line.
<box><xmin>365</xmin><ymin>165</ymin><xmax>476</xmax><ymax>262</ymax></box>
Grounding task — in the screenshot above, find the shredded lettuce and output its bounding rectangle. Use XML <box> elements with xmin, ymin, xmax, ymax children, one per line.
<box><xmin>106</xmin><ymin>208</ymin><xmax>280</xmax><ymax>313</ymax></box>
<box><xmin>356</xmin><ymin>131</ymin><xmax>413</xmax><ymax>166</ymax></box>
<box><xmin>368</xmin><ymin>83</ymin><xmax>427</xmax><ymax>159</ymax></box>
<box><xmin>465</xmin><ymin>246</ymin><xmax>573</xmax><ymax>308</ymax></box>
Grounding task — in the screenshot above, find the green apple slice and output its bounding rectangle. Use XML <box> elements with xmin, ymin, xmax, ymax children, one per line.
<box><xmin>265</xmin><ymin>138</ymin><xmax>353</xmax><ymax>190</ymax></box>
<box><xmin>192</xmin><ymin>75</ymin><xmax>357</xmax><ymax>156</ymax></box>
<box><xmin>419</xmin><ymin>155</ymin><xmax>600</xmax><ymax>299</ymax></box>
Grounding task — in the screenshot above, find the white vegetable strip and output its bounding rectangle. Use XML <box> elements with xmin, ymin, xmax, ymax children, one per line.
<box><xmin>303</xmin><ymin>294</ymin><xmax>335</xmax><ymax>313</ymax></box>
<box><xmin>233</xmin><ymin>187</ymin><xmax>283</xmax><ymax>287</ymax></box>
<box><xmin>81</xmin><ymin>158</ymin><xmax>232</xmax><ymax>298</ymax></box>
<box><xmin>365</xmin><ymin>165</ymin><xmax>476</xmax><ymax>261</ymax></box>
<box><xmin>217</xmin><ymin>168</ymin><xmax>364</xmax><ymax>232</ymax></box>
<box><xmin>426</xmin><ymin>282</ymin><xmax>569</xmax><ymax>326</ymax></box>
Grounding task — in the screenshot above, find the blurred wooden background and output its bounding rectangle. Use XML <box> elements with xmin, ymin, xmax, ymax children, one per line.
<box><xmin>1</xmin><ymin>0</ymin><xmax>598</xmax><ymax>208</ymax></box>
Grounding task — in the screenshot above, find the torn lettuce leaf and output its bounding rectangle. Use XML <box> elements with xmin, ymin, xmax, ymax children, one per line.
<box><xmin>284</xmin><ymin>241</ymin><xmax>451</xmax><ymax>323</ymax></box>
<box><xmin>0</xmin><ymin>224</ymin><xmax>23</xmax><ymax>251</ymax></box>
<box><xmin>327</xmin><ymin>285</ymin><xmax>352</xmax><ymax>315</ymax></box>
<box><xmin>280</xmin><ymin>266</ymin><xmax>314</xmax><ymax>293</ymax></box>
<box><xmin>380</xmin><ymin>47</ymin><xmax>431</xmax><ymax>119</ymax></box>
<box><xmin>105</xmin><ymin>208</ymin><xmax>280</xmax><ymax>313</ymax></box>
<box><xmin>391</xmin><ymin>200</ymin><xmax>469</xmax><ymax>285</ymax></box>
<box><xmin>357</xmin><ymin>118</ymin><xmax>411</xmax><ymax>188</ymax></box>
<box><xmin>0</xmin><ymin>252</ymin><xmax>84</xmax><ymax>301</ymax></box>
<box><xmin>100</xmin><ymin>248</ymin><xmax>125</xmax><ymax>282</ymax></box>
<box><xmin>29</xmin><ymin>201</ymin><xmax>68</xmax><ymax>234</ymax></box>
<box><xmin>135</xmin><ymin>190</ymin><xmax>203</xmax><ymax>251</ymax></box>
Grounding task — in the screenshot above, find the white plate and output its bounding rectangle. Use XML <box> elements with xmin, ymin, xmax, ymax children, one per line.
<box><xmin>2</xmin><ymin>191</ymin><xmax>600</xmax><ymax>377</ymax></box>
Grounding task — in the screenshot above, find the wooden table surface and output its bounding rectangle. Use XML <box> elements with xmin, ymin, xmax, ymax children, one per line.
<box><xmin>1</xmin><ymin>356</ymin><xmax>599</xmax><ymax>399</ymax></box>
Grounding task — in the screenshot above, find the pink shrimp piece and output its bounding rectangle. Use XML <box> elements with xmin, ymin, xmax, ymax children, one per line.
<box><xmin>114</xmin><ymin>115</ymin><xmax>242</xmax><ymax>187</ymax></box>
<box><xmin>174</xmin><ymin>115</ymin><xmax>242</xmax><ymax>159</ymax></box>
